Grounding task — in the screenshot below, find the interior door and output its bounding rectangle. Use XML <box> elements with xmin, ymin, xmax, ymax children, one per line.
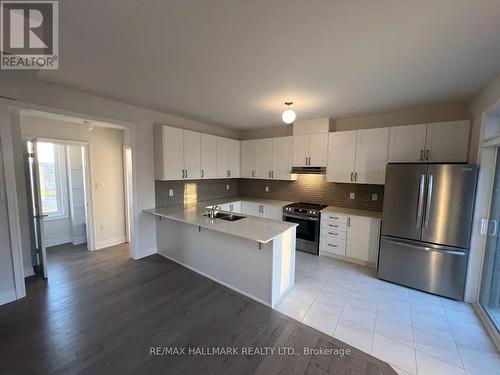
<box><xmin>26</xmin><ymin>140</ymin><xmax>48</xmax><ymax>278</ymax></box>
<box><xmin>421</xmin><ymin>164</ymin><xmax>477</xmax><ymax>248</ymax></box>
<box><xmin>326</xmin><ymin>131</ymin><xmax>356</xmax><ymax>183</ymax></box>
<box><xmin>381</xmin><ymin>163</ymin><xmax>427</xmax><ymax>240</ymax></box>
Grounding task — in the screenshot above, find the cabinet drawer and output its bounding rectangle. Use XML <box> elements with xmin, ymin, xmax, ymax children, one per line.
<box><xmin>321</xmin><ymin>227</ymin><xmax>347</xmax><ymax>240</ymax></box>
<box><xmin>322</xmin><ymin>213</ymin><xmax>348</xmax><ymax>223</ymax></box>
<box><xmin>320</xmin><ymin>237</ymin><xmax>346</xmax><ymax>255</ymax></box>
<box><xmin>321</xmin><ymin>221</ymin><xmax>347</xmax><ymax>232</ymax></box>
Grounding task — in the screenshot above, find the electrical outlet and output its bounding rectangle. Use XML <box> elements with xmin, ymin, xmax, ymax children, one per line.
<box><xmin>372</xmin><ymin>193</ymin><xmax>378</xmax><ymax>201</ymax></box>
<box><xmin>349</xmin><ymin>192</ymin><xmax>355</xmax><ymax>199</ymax></box>
<box><xmin>265</xmin><ymin>186</ymin><xmax>269</xmax><ymax>192</ymax></box>
<box><xmin>100</xmin><ymin>224</ymin><xmax>107</xmax><ymax>231</ymax></box>
<box><xmin>226</xmin><ymin>184</ymin><xmax>230</xmax><ymax>190</ymax></box>
<box><xmin>169</xmin><ymin>189</ymin><xmax>174</xmax><ymax>197</ymax></box>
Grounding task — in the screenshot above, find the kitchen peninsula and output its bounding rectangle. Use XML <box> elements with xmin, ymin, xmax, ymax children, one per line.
<box><xmin>145</xmin><ymin>198</ymin><xmax>297</xmax><ymax>307</ymax></box>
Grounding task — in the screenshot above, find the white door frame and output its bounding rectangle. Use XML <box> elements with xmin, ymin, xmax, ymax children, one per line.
<box><xmin>0</xmin><ymin>97</ymin><xmax>140</xmax><ymax>302</ymax></box>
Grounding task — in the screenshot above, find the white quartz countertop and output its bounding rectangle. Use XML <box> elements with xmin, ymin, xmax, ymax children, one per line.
<box><xmin>144</xmin><ymin>197</ymin><xmax>297</xmax><ymax>244</ymax></box>
<box><xmin>323</xmin><ymin>206</ymin><xmax>383</xmax><ymax>219</ymax></box>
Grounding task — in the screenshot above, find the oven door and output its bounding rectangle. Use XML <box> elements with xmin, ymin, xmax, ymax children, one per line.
<box><xmin>283</xmin><ymin>213</ymin><xmax>320</xmax><ymax>255</ymax></box>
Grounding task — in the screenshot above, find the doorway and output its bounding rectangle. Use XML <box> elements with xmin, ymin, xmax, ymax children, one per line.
<box><xmin>24</xmin><ymin>138</ymin><xmax>92</xmax><ymax>278</ymax></box>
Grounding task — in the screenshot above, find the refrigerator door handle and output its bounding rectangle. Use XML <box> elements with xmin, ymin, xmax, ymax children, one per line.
<box><xmin>424</xmin><ymin>175</ymin><xmax>433</xmax><ymax>228</ymax></box>
<box><xmin>416</xmin><ymin>174</ymin><xmax>425</xmax><ymax>227</ymax></box>
<box><xmin>383</xmin><ymin>237</ymin><xmax>466</xmax><ymax>256</ymax></box>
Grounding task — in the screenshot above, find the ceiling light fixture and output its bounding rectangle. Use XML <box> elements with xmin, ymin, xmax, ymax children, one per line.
<box><xmin>282</xmin><ymin>101</ymin><xmax>296</xmax><ymax>124</ymax></box>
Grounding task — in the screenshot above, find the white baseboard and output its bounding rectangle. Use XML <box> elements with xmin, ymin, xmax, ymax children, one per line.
<box><xmin>94</xmin><ymin>236</ymin><xmax>126</xmax><ymax>250</ymax></box>
<box><xmin>157</xmin><ymin>251</ymin><xmax>271</xmax><ymax>308</ymax></box>
<box><xmin>132</xmin><ymin>246</ymin><xmax>157</xmax><ymax>260</ymax></box>
<box><xmin>24</xmin><ymin>264</ymin><xmax>34</xmax><ymax>278</ymax></box>
<box><xmin>0</xmin><ymin>290</ymin><xmax>17</xmax><ymax>305</ymax></box>
<box><xmin>44</xmin><ymin>235</ymin><xmax>72</xmax><ymax>247</ymax></box>
<box><xmin>71</xmin><ymin>235</ymin><xmax>87</xmax><ymax>245</ymax></box>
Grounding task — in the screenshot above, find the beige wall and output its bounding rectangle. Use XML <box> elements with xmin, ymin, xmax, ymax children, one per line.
<box><xmin>21</xmin><ymin>114</ymin><xmax>127</xmax><ymax>251</ymax></box>
<box><xmin>239</xmin><ymin>101</ymin><xmax>471</xmax><ymax>142</ymax></box>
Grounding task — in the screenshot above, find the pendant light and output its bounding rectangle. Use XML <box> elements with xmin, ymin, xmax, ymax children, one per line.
<box><xmin>282</xmin><ymin>101</ymin><xmax>296</xmax><ymax>124</ymax></box>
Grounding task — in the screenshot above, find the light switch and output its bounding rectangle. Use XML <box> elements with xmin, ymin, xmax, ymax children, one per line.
<box><xmin>265</xmin><ymin>186</ymin><xmax>269</xmax><ymax>192</ymax></box>
<box><xmin>169</xmin><ymin>189</ymin><xmax>174</xmax><ymax>197</ymax></box>
<box><xmin>372</xmin><ymin>193</ymin><xmax>378</xmax><ymax>201</ymax></box>
<box><xmin>349</xmin><ymin>192</ymin><xmax>355</xmax><ymax>199</ymax></box>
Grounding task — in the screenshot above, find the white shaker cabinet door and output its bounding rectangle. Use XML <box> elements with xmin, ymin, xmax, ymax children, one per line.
<box><xmin>346</xmin><ymin>216</ymin><xmax>380</xmax><ymax>264</ymax></box>
<box><xmin>255</xmin><ymin>138</ymin><xmax>273</xmax><ymax>179</ymax></box>
<box><xmin>183</xmin><ymin>129</ymin><xmax>201</xmax><ymax>180</ymax></box>
<box><xmin>388</xmin><ymin>124</ymin><xmax>427</xmax><ymax>163</ymax></box>
<box><xmin>355</xmin><ymin>128</ymin><xmax>389</xmax><ymax>184</ymax></box>
<box><xmin>240</xmin><ymin>140</ymin><xmax>256</xmax><ymax>178</ymax></box>
<box><xmin>216</xmin><ymin>137</ymin><xmax>229</xmax><ymax>178</ymax></box>
<box><xmin>326</xmin><ymin>131</ymin><xmax>356</xmax><ymax>183</ymax></box>
<box><xmin>227</xmin><ymin>139</ymin><xmax>240</xmax><ymax>178</ymax></box>
<box><xmin>272</xmin><ymin>136</ymin><xmax>293</xmax><ymax>180</ymax></box>
<box><xmin>292</xmin><ymin>135</ymin><xmax>309</xmax><ymax>167</ymax></box>
<box><xmin>308</xmin><ymin>133</ymin><xmax>328</xmax><ymax>167</ymax></box>
<box><xmin>425</xmin><ymin>120</ymin><xmax>469</xmax><ymax>162</ymax></box>
<box><xmin>162</xmin><ymin>125</ymin><xmax>184</xmax><ymax>180</ymax></box>
<box><xmin>200</xmin><ymin>133</ymin><xmax>217</xmax><ymax>179</ymax></box>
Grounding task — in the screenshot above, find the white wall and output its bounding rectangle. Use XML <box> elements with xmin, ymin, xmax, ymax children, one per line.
<box><xmin>67</xmin><ymin>145</ymin><xmax>87</xmax><ymax>245</ymax></box>
<box><xmin>0</xmin><ymin>135</ymin><xmax>17</xmax><ymax>304</ymax></box>
<box><xmin>21</xmin><ymin>114</ymin><xmax>127</xmax><ymax>251</ymax></box>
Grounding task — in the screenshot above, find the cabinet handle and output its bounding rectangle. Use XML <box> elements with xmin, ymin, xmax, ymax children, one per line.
<box><xmin>185</xmin><ymin>169</ymin><xmax>188</xmax><ymax>179</ymax></box>
<box><xmin>348</xmin><ymin>217</ymin><xmax>351</xmax><ymax>227</ymax></box>
<box><xmin>201</xmin><ymin>169</ymin><xmax>204</xmax><ymax>178</ymax></box>
<box><xmin>350</xmin><ymin>172</ymin><xmax>353</xmax><ymax>182</ymax></box>
<box><xmin>354</xmin><ymin>172</ymin><xmax>358</xmax><ymax>182</ymax></box>
<box><xmin>252</xmin><ymin>170</ymin><xmax>255</xmax><ymax>178</ymax></box>
<box><xmin>272</xmin><ymin>171</ymin><xmax>274</xmax><ymax>178</ymax></box>
<box><xmin>425</xmin><ymin>149</ymin><xmax>429</xmax><ymax>161</ymax></box>
<box><xmin>330</xmin><ymin>216</ymin><xmax>339</xmax><ymax>219</ymax></box>
<box><xmin>420</xmin><ymin>149</ymin><xmax>424</xmax><ymax>161</ymax></box>
<box><xmin>305</xmin><ymin>157</ymin><xmax>308</xmax><ymax>166</ymax></box>
<box><xmin>327</xmin><ymin>244</ymin><xmax>337</xmax><ymax>248</ymax></box>
<box><xmin>229</xmin><ymin>170</ymin><xmax>231</xmax><ymax>177</ymax></box>
<box><xmin>328</xmin><ymin>232</ymin><xmax>338</xmax><ymax>236</ymax></box>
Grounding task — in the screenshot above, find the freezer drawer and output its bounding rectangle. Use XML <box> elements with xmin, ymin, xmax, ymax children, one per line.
<box><xmin>378</xmin><ymin>236</ymin><xmax>468</xmax><ymax>300</ymax></box>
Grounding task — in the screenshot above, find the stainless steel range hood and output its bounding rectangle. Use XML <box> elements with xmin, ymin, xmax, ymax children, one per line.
<box><xmin>290</xmin><ymin>166</ymin><xmax>326</xmax><ymax>174</ymax></box>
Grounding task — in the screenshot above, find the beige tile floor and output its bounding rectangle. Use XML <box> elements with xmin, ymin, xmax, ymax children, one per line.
<box><xmin>275</xmin><ymin>252</ymin><xmax>500</xmax><ymax>375</ymax></box>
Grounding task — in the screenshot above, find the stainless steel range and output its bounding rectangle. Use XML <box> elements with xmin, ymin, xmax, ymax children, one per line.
<box><xmin>283</xmin><ymin>202</ymin><xmax>327</xmax><ymax>255</ymax></box>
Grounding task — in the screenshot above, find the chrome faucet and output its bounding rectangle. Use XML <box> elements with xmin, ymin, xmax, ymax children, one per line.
<box><xmin>206</xmin><ymin>205</ymin><xmax>221</xmax><ymax>219</ymax></box>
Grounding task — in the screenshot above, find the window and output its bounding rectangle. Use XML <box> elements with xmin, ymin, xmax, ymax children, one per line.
<box><xmin>37</xmin><ymin>142</ymin><xmax>68</xmax><ymax>218</ymax></box>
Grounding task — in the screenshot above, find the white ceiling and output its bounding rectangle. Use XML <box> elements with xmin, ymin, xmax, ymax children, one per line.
<box><xmin>38</xmin><ymin>0</ymin><xmax>500</xmax><ymax>129</ymax></box>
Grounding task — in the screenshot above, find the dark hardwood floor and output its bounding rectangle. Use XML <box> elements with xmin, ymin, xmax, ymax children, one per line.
<box><xmin>0</xmin><ymin>243</ymin><xmax>397</xmax><ymax>375</ymax></box>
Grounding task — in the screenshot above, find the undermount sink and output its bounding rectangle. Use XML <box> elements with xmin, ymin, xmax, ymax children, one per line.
<box><xmin>202</xmin><ymin>211</ymin><xmax>230</xmax><ymax>219</ymax></box>
<box><xmin>220</xmin><ymin>214</ymin><xmax>246</xmax><ymax>221</ymax></box>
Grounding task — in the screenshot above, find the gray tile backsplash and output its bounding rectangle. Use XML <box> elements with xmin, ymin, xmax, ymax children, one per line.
<box><xmin>155</xmin><ymin>179</ymin><xmax>238</xmax><ymax>208</ymax></box>
<box><xmin>237</xmin><ymin>175</ymin><xmax>384</xmax><ymax>211</ymax></box>
<box><xmin>155</xmin><ymin>175</ymin><xmax>383</xmax><ymax>212</ymax></box>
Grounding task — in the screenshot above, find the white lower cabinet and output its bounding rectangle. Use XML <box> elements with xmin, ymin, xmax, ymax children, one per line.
<box><xmin>320</xmin><ymin>211</ymin><xmax>381</xmax><ymax>266</ymax></box>
<box><xmin>219</xmin><ymin>201</ymin><xmax>241</xmax><ymax>213</ymax></box>
<box><xmin>241</xmin><ymin>201</ymin><xmax>263</xmax><ymax>217</ymax></box>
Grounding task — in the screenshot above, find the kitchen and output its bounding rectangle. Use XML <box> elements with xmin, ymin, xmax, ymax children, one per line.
<box><xmin>1</xmin><ymin>2</ymin><xmax>500</xmax><ymax>374</ymax></box>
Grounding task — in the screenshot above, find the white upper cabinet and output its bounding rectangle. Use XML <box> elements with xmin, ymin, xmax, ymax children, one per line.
<box><xmin>327</xmin><ymin>131</ymin><xmax>357</xmax><ymax>183</ymax></box>
<box><xmin>160</xmin><ymin>125</ymin><xmax>184</xmax><ymax>180</ymax></box>
<box><xmin>355</xmin><ymin>128</ymin><xmax>389</xmax><ymax>184</ymax></box>
<box><xmin>200</xmin><ymin>134</ymin><xmax>217</xmax><ymax>179</ymax></box>
<box><xmin>216</xmin><ymin>137</ymin><xmax>229</xmax><ymax>178</ymax></box>
<box><xmin>227</xmin><ymin>138</ymin><xmax>240</xmax><ymax>178</ymax></box>
<box><xmin>388</xmin><ymin>121</ymin><xmax>470</xmax><ymax>163</ymax></box>
<box><xmin>292</xmin><ymin>134</ymin><xmax>328</xmax><ymax>167</ymax></box>
<box><xmin>272</xmin><ymin>137</ymin><xmax>293</xmax><ymax>180</ymax></box>
<box><xmin>292</xmin><ymin>135</ymin><xmax>309</xmax><ymax>166</ymax></box>
<box><xmin>308</xmin><ymin>133</ymin><xmax>329</xmax><ymax>167</ymax></box>
<box><xmin>240</xmin><ymin>140</ymin><xmax>256</xmax><ymax>178</ymax></box>
<box><xmin>425</xmin><ymin>120</ymin><xmax>470</xmax><ymax>162</ymax></box>
<box><xmin>255</xmin><ymin>138</ymin><xmax>273</xmax><ymax>179</ymax></box>
<box><xmin>388</xmin><ymin>124</ymin><xmax>427</xmax><ymax>162</ymax></box>
<box><xmin>183</xmin><ymin>130</ymin><xmax>201</xmax><ymax>180</ymax></box>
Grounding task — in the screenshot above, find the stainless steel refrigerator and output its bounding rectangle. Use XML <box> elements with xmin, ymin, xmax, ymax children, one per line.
<box><xmin>378</xmin><ymin>163</ymin><xmax>477</xmax><ymax>300</ymax></box>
